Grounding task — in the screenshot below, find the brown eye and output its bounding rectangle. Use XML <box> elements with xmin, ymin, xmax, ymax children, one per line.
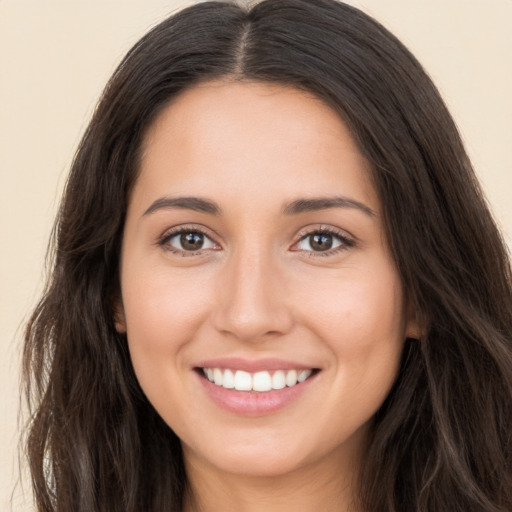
<box><xmin>164</xmin><ymin>230</ymin><xmax>217</xmax><ymax>253</ymax></box>
<box><xmin>309</xmin><ymin>233</ymin><xmax>333</xmax><ymax>251</ymax></box>
<box><xmin>180</xmin><ymin>232</ymin><xmax>205</xmax><ymax>251</ymax></box>
<box><xmin>294</xmin><ymin>230</ymin><xmax>351</xmax><ymax>254</ymax></box>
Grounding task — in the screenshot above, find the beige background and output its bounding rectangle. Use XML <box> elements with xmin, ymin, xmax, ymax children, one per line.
<box><xmin>1</xmin><ymin>1</ymin><xmax>511</xmax><ymax>509</ymax></box>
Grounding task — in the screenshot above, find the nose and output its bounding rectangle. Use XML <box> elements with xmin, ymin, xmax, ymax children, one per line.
<box><xmin>211</xmin><ymin>248</ymin><xmax>294</xmax><ymax>343</ymax></box>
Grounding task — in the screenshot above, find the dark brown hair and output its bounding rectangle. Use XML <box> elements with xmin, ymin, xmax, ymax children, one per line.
<box><xmin>23</xmin><ymin>1</ymin><xmax>512</xmax><ymax>510</ymax></box>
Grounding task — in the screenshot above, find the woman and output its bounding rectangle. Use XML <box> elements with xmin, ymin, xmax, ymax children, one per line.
<box><xmin>23</xmin><ymin>0</ymin><xmax>512</xmax><ymax>511</ymax></box>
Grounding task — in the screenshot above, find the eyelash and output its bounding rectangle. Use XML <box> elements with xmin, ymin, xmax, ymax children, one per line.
<box><xmin>158</xmin><ymin>225</ymin><xmax>217</xmax><ymax>257</ymax></box>
<box><xmin>157</xmin><ymin>225</ymin><xmax>355</xmax><ymax>257</ymax></box>
<box><xmin>293</xmin><ymin>226</ymin><xmax>355</xmax><ymax>257</ymax></box>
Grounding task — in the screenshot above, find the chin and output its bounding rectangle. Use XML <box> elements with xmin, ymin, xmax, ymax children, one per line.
<box><xmin>182</xmin><ymin>428</ymin><xmax>332</xmax><ymax>480</ymax></box>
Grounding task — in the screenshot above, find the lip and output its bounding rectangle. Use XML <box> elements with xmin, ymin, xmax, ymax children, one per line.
<box><xmin>194</xmin><ymin>358</ymin><xmax>320</xmax><ymax>416</ymax></box>
<box><xmin>195</xmin><ymin>357</ymin><xmax>316</xmax><ymax>373</ymax></box>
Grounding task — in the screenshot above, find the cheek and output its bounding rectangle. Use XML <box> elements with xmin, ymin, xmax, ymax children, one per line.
<box><xmin>120</xmin><ymin>264</ymin><xmax>214</xmax><ymax>381</ymax></box>
<box><xmin>121</xmin><ymin>269</ymin><xmax>215</xmax><ymax>429</ymax></box>
<box><xmin>299</xmin><ymin>267</ymin><xmax>406</xmax><ymax>349</ymax></box>
<box><xmin>301</xmin><ymin>267</ymin><xmax>406</xmax><ymax>431</ymax></box>
<box><xmin>123</xmin><ymin>263</ymin><xmax>209</xmax><ymax>332</ymax></box>
<box><xmin>295</xmin><ymin>262</ymin><xmax>407</xmax><ymax>407</ymax></box>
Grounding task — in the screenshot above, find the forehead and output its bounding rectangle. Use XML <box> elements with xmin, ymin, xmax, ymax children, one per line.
<box><xmin>134</xmin><ymin>80</ymin><xmax>378</xmax><ymax>215</ymax></box>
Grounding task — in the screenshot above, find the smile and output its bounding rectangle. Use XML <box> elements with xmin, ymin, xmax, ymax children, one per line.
<box><xmin>201</xmin><ymin>368</ymin><xmax>314</xmax><ymax>392</ymax></box>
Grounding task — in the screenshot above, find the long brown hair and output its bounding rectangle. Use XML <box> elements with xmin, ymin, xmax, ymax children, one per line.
<box><xmin>23</xmin><ymin>1</ymin><xmax>512</xmax><ymax>510</ymax></box>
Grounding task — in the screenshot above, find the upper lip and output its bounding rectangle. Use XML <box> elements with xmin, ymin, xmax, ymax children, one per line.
<box><xmin>194</xmin><ymin>357</ymin><xmax>318</xmax><ymax>373</ymax></box>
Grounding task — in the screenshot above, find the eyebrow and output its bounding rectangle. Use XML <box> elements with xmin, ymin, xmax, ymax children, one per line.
<box><xmin>282</xmin><ymin>197</ymin><xmax>376</xmax><ymax>217</ymax></box>
<box><xmin>143</xmin><ymin>196</ymin><xmax>221</xmax><ymax>216</ymax></box>
<box><xmin>143</xmin><ymin>195</ymin><xmax>375</xmax><ymax>218</ymax></box>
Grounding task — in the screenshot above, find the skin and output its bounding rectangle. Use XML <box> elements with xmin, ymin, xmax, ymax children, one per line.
<box><xmin>115</xmin><ymin>80</ymin><xmax>419</xmax><ymax>511</ymax></box>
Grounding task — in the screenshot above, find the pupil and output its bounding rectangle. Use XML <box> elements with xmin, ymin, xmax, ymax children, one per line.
<box><xmin>311</xmin><ymin>233</ymin><xmax>332</xmax><ymax>251</ymax></box>
<box><xmin>181</xmin><ymin>232</ymin><xmax>203</xmax><ymax>250</ymax></box>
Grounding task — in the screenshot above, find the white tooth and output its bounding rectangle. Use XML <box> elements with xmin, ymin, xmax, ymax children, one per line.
<box><xmin>234</xmin><ymin>370</ymin><xmax>252</xmax><ymax>391</ymax></box>
<box><xmin>206</xmin><ymin>368</ymin><xmax>214</xmax><ymax>382</ymax></box>
<box><xmin>285</xmin><ymin>369</ymin><xmax>298</xmax><ymax>387</ymax></box>
<box><xmin>213</xmin><ymin>368</ymin><xmax>223</xmax><ymax>386</ymax></box>
<box><xmin>222</xmin><ymin>369</ymin><xmax>235</xmax><ymax>389</ymax></box>
<box><xmin>297</xmin><ymin>369</ymin><xmax>312</xmax><ymax>383</ymax></box>
<box><xmin>272</xmin><ymin>370</ymin><xmax>286</xmax><ymax>390</ymax></box>
<box><xmin>253</xmin><ymin>371</ymin><xmax>272</xmax><ymax>392</ymax></box>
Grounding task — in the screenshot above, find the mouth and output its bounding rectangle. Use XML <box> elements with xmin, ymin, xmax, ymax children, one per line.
<box><xmin>196</xmin><ymin>367</ymin><xmax>319</xmax><ymax>392</ymax></box>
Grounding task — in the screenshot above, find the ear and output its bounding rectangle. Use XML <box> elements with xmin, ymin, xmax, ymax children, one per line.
<box><xmin>404</xmin><ymin>301</ymin><xmax>423</xmax><ymax>340</ymax></box>
<box><xmin>113</xmin><ymin>300</ymin><xmax>127</xmax><ymax>333</ymax></box>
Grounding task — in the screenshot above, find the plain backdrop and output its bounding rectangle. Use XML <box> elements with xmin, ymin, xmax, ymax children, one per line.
<box><xmin>1</xmin><ymin>1</ymin><xmax>511</xmax><ymax>510</ymax></box>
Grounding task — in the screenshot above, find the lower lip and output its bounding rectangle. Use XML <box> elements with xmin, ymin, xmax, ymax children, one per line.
<box><xmin>197</xmin><ymin>372</ymin><xmax>317</xmax><ymax>416</ymax></box>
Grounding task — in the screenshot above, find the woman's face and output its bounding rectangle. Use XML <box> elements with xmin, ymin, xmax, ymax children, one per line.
<box><xmin>116</xmin><ymin>81</ymin><xmax>418</xmax><ymax>479</ymax></box>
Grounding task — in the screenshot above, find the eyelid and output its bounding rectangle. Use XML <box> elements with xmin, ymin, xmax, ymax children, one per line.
<box><xmin>157</xmin><ymin>224</ymin><xmax>222</xmax><ymax>255</ymax></box>
<box><xmin>290</xmin><ymin>225</ymin><xmax>356</xmax><ymax>255</ymax></box>
<box><xmin>156</xmin><ymin>223</ymin><xmax>355</xmax><ymax>257</ymax></box>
